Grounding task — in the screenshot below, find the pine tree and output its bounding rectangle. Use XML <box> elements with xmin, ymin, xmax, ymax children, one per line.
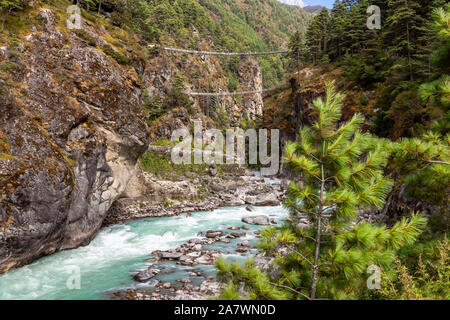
<box><xmin>305</xmin><ymin>14</ymin><xmax>321</xmax><ymax>64</ymax></box>
<box><xmin>316</xmin><ymin>7</ymin><xmax>331</xmax><ymax>57</ymax></box>
<box><xmin>346</xmin><ymin>0</ymin><xmax>370</xmax><ymax>53</ymax></box>
<box><xmin>163</xmin><ymin>74</ymin><xmax>192</xmax><ymax>112</ymax></box>
<box><xmin>418</xmin><ymin>3</ymin><xmax>450</xmax><ymax>135</ymax></box>
<box><xmin>385</xmin><ymin>0</ymin><xmax>424</xmax><ymax>81</ymax></box>
<box><xmin>216</xmin><ymin>82</ymin><xmax>427</xmax><ymax>300</ymax></box>
<box><xmin>388</xmin><ymin>130</ymin><xmax>450</xmax><ymax>215</ymax></box>
<box><xmin>305</xmin><ymin>7</ymin><xmax>331</xmax><ymax>64</ymax></box>
<box><xmin>329</xmin><ymin>0</ymin><xmax>350</xmax><ymax>58</ymax></box>
<box><xmin>288</xmin><ymin>30</ymin><xmax>305</xmax><ymax>72</ymax></box>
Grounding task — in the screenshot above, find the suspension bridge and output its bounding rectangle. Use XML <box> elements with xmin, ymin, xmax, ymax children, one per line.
<box><xmin>158</xmin><ymin>46</ymin><xmax>291</xmax><ymax>97</ymax></box>
<box><xmin>163</xmin><ymin>47</ymin><xmax>289</xmax><ymax>57</ymax></box>
<box><xmin>181</xmin><ymin>87</ymin><xmax>282</xmax><ymax>97</ymax></box>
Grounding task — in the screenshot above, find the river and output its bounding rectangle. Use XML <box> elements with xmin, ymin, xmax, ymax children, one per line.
<box><xmin>0</xmin><ymin>205</ymin><xmax>287</xmax><ymax>300</ymax></box>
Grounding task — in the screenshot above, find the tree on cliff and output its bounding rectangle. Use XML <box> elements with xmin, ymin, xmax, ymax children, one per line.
<box><xmin>163</xmin><ymin>74</ymin><xmax>192</xmax><ymax>113</ymax></box>
<box><xmin>216</xmin><ymin>82</ymin><xmax>427</xmax><ymax>300</ymax></box>
<box><xmin>328</xmin><ymin>0</ymin><xmax>349</xmax><ymax>58</ymax></box>
<box><xmin>0</xmin><ymin>0</ymin><xmax>24</xmax><ymax>32</ymax></box>
<box><xmin>288</xmin><ymin>30</ymin><xmax>306</xmax><ymax>72</ymax></box>
<box><xmin>305</xmin><ymin>7</ymin><xmax>330</xmax><ymax>64</ymax></box>
<box><xmin>384</xmin><ymin>0</ymin><xmax>423</xmax><ymax>81</ymax></box>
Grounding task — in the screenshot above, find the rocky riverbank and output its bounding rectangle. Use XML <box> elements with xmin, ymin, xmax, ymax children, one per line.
<box><xmin>112</xmin><ymin>215</ymin><xmax>278</xmax><ymax>300</ymax></box>
<box><xmin>98</xmin><ymin>152</ymin><xmax>288</xmax><ymax>300</ymax></box>
<box><xmin>104</xmin><ymin>166</ymin><xmax>286</xmax><ymax>226</ymax></box>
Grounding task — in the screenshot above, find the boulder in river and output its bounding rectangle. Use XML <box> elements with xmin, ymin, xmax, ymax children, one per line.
<box><xmin>246</xmin><ymin>205</ymin><xmax>255</xmax><ymax>212</ymax></box>
<box><xmin>195</xmin><ymin>255</ymin><xmax>215</xmax><ymax>265</ymax></box>
<box><xmin>179</xmin><ymin>255</ymin><xmax>194</xmax><ymax>265</ymax></box>
<box><xmin>158</xmin><ymin>251</ymin><xmax>183</xmax><ymax>260</ymax></box>
<box><xmin>163</xmin><ymin>282</ymin><xmax>172</xmax><ymax>289</ymax></box>
<box><xmin>238</xmin><ymin>240</ymin><xmax>250</xmax><ymax>247</ymax></box>
<box><xmin>242</xmin><ymin>215</ymin><xmax>270</xmax><ymax>225</ymax></box>
<box><xmin>133</xmin><ymin>267</ymin><xmax>160</xmax><ymax>282</ymax></box>
<box><xmin>230</xmin><ymin>232</ymin><xmax>245</xmax><ymax>238</ymax></box>
<box><xmin>245</xmin><ymin>193</ymin><xmax>280</xmax><ymax>206</ymax></box>
<box><xmin>205</xmin><ymin>230</ymin><xmax>224</xmax><ymax>238</ymax></box>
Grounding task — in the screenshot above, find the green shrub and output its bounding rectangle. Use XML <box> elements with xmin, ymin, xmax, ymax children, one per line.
<box><xmin>0</xmin><ymin>62</ymin><xmax>18</xmax><ymax>72</ymax></box>
<box><xmin>164</xmin><ymin>200</ymin><xmax>175</xmax><ymax>207</ymax></box>
<box><xmin>73</xmin><ymin>29</ymin><xmax>96</xmax><ymax>46</ymax></box>
<box><xmin>359</xmin><ymin>93</ymin><xmax>369</xmax><ymax>106</ymax></box>
<box><xmin>377</xmin><ymin>238</ymin><xmax>450</xmax><ymax>300</ymax></box>
<box><xmin>101</xmin><ymin>45</ymin><xmax>131</xmax><ymax>65</ymax></box>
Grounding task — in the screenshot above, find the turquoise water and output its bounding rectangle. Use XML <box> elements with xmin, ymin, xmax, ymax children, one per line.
<box><xmin>0</xmin><ymin>205</ymin><xmax>287</xmax><ymax>300</ymax></box>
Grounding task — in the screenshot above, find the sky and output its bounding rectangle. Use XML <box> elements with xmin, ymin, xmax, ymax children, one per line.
<box><xmin>303</xmin><ymin>1</ymin><xmax>335</xmax><ymax>8</ymax></box>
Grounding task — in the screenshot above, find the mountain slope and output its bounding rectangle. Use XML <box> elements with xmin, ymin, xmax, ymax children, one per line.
<box><xmin>139</xmin><ymin>0</ymin><xmax>312</xmax><ymax>87</ymax></box>
<box><xmin>303</xmin><ymin>5</ymin><xmax>324</xmax><ymax>13</ymax></box>
<box><xmin>276</xmin><ymin>0</ymin><xmax>306</xmax><ymax>7</ymax></box>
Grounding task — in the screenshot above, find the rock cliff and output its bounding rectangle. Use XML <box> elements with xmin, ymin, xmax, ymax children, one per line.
<box><xmin>0</xmin><ymin>9</ymin><xmax>149</xmax><ymax>273</ymax></box>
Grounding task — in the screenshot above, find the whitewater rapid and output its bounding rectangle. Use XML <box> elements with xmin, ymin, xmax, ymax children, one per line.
<box><xmin>0</xmin><ymin>205</ymin><xmax>287</xmax><ymax>300</ymax></box>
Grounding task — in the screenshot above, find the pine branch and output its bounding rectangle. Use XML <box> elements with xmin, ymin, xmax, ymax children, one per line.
<box><xmin>421</xmin><ymin>159</ymin><xmax>450</xmax><ymax>165</ymax></box>
<box><xmin>293</xmin><ymin>250</ymin><xmax>315</xmax><ymax>267</ymax></box>
<box><xmin>268</xmin><ymin>282</ymin><xmax>311</xmax><ymax>300</ymax></box>
<box><xmin>300</xmin><ymin>235</ymin><xmax>318</xmax><ymax>243</ymax></box>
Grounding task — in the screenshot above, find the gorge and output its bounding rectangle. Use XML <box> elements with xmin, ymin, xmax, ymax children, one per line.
<box><xmin>0</xmin><ymin>0</ymin><xmax>448</xmax><ymax>302</ymax></box>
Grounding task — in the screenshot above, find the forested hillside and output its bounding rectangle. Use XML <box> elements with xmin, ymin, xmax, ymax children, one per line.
<box><xmin>290</xmin><ymin>0</ymin><xmax>448</xmax><ymax>139</ymax></box>
<box><xmin>69</xmin><ymin>0</ymin><xmax>312</xmax><ymax>86</ymax></box>
<box><xmin>1</xmin><ymin>0</ymin><xmax>311</xmax><ymax>88</ymax></box>
<box><xmin>0</xmin><ymin>0</ymin><xmax>313</xmax><ymax>134</ymax></box>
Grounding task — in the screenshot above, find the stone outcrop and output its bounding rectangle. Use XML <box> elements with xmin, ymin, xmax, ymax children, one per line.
<box><xmin>0</xmin><ymin>10</ymin><xmax>149</xmax><ymax>273</ymax></box>
<box><xmin>238</xmin><ymin>57</ymin><xmax>264</xmax><ymax>120</ymax></box>
<box><xmin>242</xmin><ymin>215</ymin><xmax>270</xmax><ymax>225</ymax></box>
<box><xmin>133</xmin><ymin>266</ymin><xmax>161</xmax><ymax>282</ymax></box>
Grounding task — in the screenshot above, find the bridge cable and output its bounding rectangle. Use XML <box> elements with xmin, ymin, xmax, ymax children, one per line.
<box><xmin>182</xmin><ymin>85</ymin><xmax>288</xmax><ymax>97</ymax></box>
<box><xmin>162</xmin><ymin>47</ymin><xmax>289</xmax><ymax>56</ymax></box>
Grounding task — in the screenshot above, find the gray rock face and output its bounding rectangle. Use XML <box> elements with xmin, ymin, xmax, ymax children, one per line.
<box><xmin>242</xmin><ymin>215</ymin><xmax>270</xmax><ymax>225</ymax></box>
<box><xmin>0</xmin><ymin>10</ymin><xmax>149</xmax><ymax>273</ymax></box>
<box><xmin>238</xmin><ymin>58</ymin><xmax>264</xmax><ymax>120</ymax></box>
